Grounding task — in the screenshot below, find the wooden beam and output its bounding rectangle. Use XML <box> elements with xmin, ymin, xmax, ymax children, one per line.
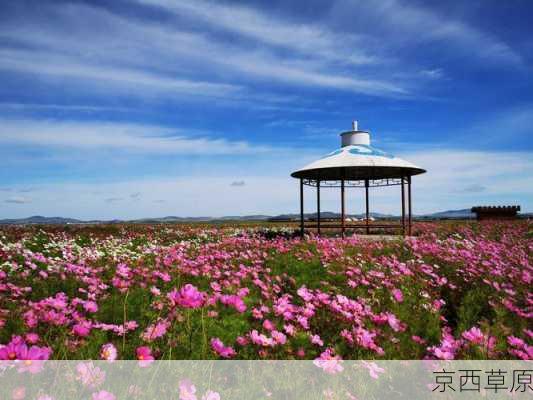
<box><xmin>341</xmin><ymin>178</ymin><xmax>345</xmax><ymax>238</ymax></box>
<box><xmin>365</xmin><ymin>179</ymin><xmax>369</xmax><ymax>234</ymax></box>
<box><xmin>300</xmin><ymin>179</ymin><xmax>304</xmax><ymax>237</ymax></box>
<box><xmin>401</xmin><ymin>176</ymin><xmax>406</xmax><ymax>236</ymax></box>
<box><xmin>408</xmin><ymin>175</ymin><xmax>412</xmax><ymax>236</ymax></box>
<box><xmin>317</xmin><ymin>180</ymin><xmax>321</xmax><ymax>236</ymax></box>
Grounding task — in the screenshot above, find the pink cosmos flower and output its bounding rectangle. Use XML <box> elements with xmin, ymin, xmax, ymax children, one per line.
<box><xmin>76</xmin><ymin>362</ymin><xmax>106</xmax><ymax>388</ymax></box>
<box><xmin>100</xmin><ymin>343</ymin><xmax>117</xmax><ymax>362</ymax></box>
<box><xmin>12</xmin><ymin>387</ymin><xmax>25</xmax><ymax>400</ymax></box>
<box><xmin>210</xmin><ymin>338</ymin><xmax>236</xmax><ymax>359</ymax></box>
<box><xmin>284</xmin><ymin>324</ymin><xmax>296</xmax><ymax>336</ymax></box>
<box><xmin>236</xmin><ymin>336</ymin><xmax>248</xmax><ymax>346</ymax></box>
<box><xmin>92</xmin><ymin>390</ymin><xmax>116</xmax><ymax>400</ymax></box>
<box><xmin>507</xmin><ymin>336</ymin><xmax>525</xmax><ymax>348</ymax></box>
<box><xmin>72</xmin><ymin>322</ymin><xmax>91</xmax><ymax>337</ymax></box>
<box><xmin>141</xmin><ymin>320</ymin><xmax>169</xmax><ymax>342</ymax></box>
<box><xmin>271</xmin><ymin>330</ymin><xmax>287</xmax><ymax>345</ymax></box>
<box><xmin>201</xmin><ymin>390</ymin><xmax>220</xmax><ymax>400</ymax></box>
<box><xmin>178</xmin><ymin>379</ymin><xmax>197</xmax><ymax>400</ymax></box>
<box><xmin>262</xmin><ymin>319</ymin><xmax>274</xmax><ymax>331</ymax></box>
<box><xmin>25</xmin><ymin>333</ymin><xmax>39</xmax><ymax>344</ymax></box>
<box><xmin>136</xmin><ymin>346</ymin><xmax>155</xmax><ymax>367</ymax></box>
<box><xmin>411</xmin><ymin>335</ymin><xmax>426</xmax><ymax>345</ymax></box>
<box><xmin>461</xmin><ymin>327</ymin><xmax>484</xmax><ymax>345</ymax></box>
<box><xmin>168</xmin><ymin>284</ymin><xmax>206</xmax><ymax>309</ymax></box>
<box><xmin>249</xmin><ymin>330</ymin><xmax>274</xmax><ymax>347</ymax></box>
<box><xmin>391</xmin><ymin>288</ymin><xmax>403</xmax><ymax>303</ymax></box>
<box><xmin>11</xmin><ymin>342</ymin><xmax>52</xmax><ymax>374</ymax></box>
<box><xmin>83</xmin><ymin>301</ymin><xmax>99</xmax><ymax>313</ymax></box>
<box><xmin>310</xmin><ymin>334</ymin><xmax>324</xmax><ymax>346</ymax></box>
<box><xmin>361</xmin><ymin>361</ymin><xmax>385</xmax><ymax>379</ymax></box>
<box><xmin>220</xmin><ymin>294</ymin><xmax>246</xmax><ymax>313</ymax></box>
<box><xmin>386</xmin><ymin>313</ymin><xmax>405</xmax><ymax>332</ymax></box>
<box><xmin>313</xmin><ymin>348</ymin><xmax>344</xmax><ymax>374</ymax></box>
<box><xmin>37</xmin><ymin>396</ymin><xmax>54</xmax><ymax>400</ymax></box>
<box><xmin>0</xmin><ymin>340</ymin><xmax>22</xmax><ymax>360</ymax></box>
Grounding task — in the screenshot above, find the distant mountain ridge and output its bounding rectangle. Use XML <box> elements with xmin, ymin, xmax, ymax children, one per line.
<box><xmin>1</xmin><ymin>209</ymin><xmax>517</xmax><ymax>225</ymax></box>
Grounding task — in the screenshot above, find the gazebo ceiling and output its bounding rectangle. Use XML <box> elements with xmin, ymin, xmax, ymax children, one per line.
<box><xmin>291</xmin><ymin>122</ymin><xmax>426</xmax><ymax>181</ymax></box>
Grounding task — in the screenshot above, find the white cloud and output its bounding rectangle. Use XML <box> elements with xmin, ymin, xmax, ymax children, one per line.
<box><xmin>0</xmin><ymin>49</ymin><xmax>241</xmax><ymax>99</ymax></box>
<box><xmin>1</xmin><ymin>148</ymin><xmax>531</xmax><ymax>219</ymax></box>
<box><xmin>4</xmin><ymin>196</ymin><xmax>32</xmax><ymax>204</ymax></box>
<box><xmin>420</xmin><ymin>68</ymin><xmax>444</xmax><ymax>79</ymax></box>
<box><xmin>347</xmin><ymin>0</ymin><xmax>523</xmax><ymax>67</ymax></box>
<box><xmin>137</xmin><ymin>0</ymin><xmax>377</xmax><ymax>66</ymax></box>
<box><xmin>0</xmin><ymin>2</ymin><xmax>407</xmax><ymax>98</ymax></box>
<box><xmin>0</xmin><ymin>119</ymin><xmax>272</xmax><ymax>155</ymax></box>
<box><xmin>230</xmin><ymin>181</ymin><xmax>246</xmax><ymax>187</ymax></box>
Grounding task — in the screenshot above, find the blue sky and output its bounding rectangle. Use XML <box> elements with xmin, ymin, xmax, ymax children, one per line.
<box><xmin>1</xmin><ymin>0</ymin><xmax>532</xmax><ymax>219</ymax></box>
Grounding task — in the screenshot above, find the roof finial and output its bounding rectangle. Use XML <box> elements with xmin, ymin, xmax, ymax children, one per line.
<box><xmin>352</xmin><ymin>120</ymin><xmax>358</xmax><ymax>131</ymax></box>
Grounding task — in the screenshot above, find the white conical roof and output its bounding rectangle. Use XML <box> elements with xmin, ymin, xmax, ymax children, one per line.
<box><xmin>291</xmin><ymin>122</ymin><xmax>425</xmax><ymax>181</ymax></box>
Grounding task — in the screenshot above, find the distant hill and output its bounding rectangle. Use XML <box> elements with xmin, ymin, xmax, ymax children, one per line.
<box><xmin>0</xmin><ymin>215</ymin><xmax>84</xmax><ymax>225</ymax></box>
<box><xmin>1</xmin><ymin>208</ymin><xmax>528</xmax><ymax>225</ymax></box>
<box><xmin>419</xmin><ymin>209</ymin><xmax>475</xmax><ymax>219</ymax></box>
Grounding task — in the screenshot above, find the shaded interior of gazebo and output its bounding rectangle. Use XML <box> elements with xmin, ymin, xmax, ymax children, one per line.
<box><xmin>290</xmin><ymin>122</ymin><xmax>426</xmax><ymax>237</ymax></box>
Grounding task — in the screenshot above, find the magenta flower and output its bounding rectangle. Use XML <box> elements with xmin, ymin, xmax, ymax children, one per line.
<box><xmin>0</xmin><ymin>340</ymin><xmax>21</xmax><ymax>360</ymax></box>
<box><xmin>141</xmin><ymin>320</ymin><xmax>169</xmax><ymax>342</ymax></box>
<box><xmin>210</xmin><ymin>338</ymin><xmax>236</xmax><ymax>359</ymax></box>
<box><xmin>310</xmin><ymin>334</ymin><xmax>324</xmax><ymax>346</ymax></box>
<box><xmin>8</xmin><ymin>342</ymin><xmax>52</xmax><ymax>374</ymax></box>
<box><xmin>201</xmin><ymin>390</ymin><xmax>220</xmax><ymax>400</ymax></box>
<box><xmin>361</xmin><ymin>361</ymin><xmax>385</xmax><ymax>379</ymax></box>
<box><xmin>462</xmin><ymin>327</ymin><xmax>485</xmax><ymax>345</ymax></box>
<box><xmin>249</xmin><ymin>330</ymin><xmax>274</xmax><ymax>347</ymax></box>
<box><xmin>83</xmin><ymin>301</ymin><xmax>98</xmax><ymax>313</ymax></box>
<box><xmin>313</xmin><ymin>348</ymin><xmax>344</xmax><ymax>374</ymax></box>
<box><xmin>168</xmin><ymin>284</ymin><xmax>206</xmax><ymax>309</ymax></box>
<box><xmin>136</xmin><ymin>346</ymin><xmax>155</xmax><ymax>367</ymax></box>
<box><xmin>12</xmin><ymin>387</ymin><xmax>25</xmax><ymax>400</ymax></box>
<box><xmin>178</xmin><ymin>379</ymin><xmax>197</xmax><ymax>400</ymax></box>
<box><xmin>25</xmin><ymin>333</ymin><xmax>39</xmax><ymax>344</ymax></box>
<box><xmin>76</xmin><ymin>362</ymin><xmax>106</xmax><ymax>388</ymax></box>
<box><xmin>72</xmin><ymin>322</ymin><xmax>91</xmax><ymax>337</ymax></box>
<box><xmin>100</xmin><ymin>343</ymin><xmax>117</xmax><ymax>362</ymax></box>
<box><xmin>391</xmin><ymin>288</ymin><xmax>403</xmax><ymax>303</ymax></box>
<box><xmin>92</xmin><ymin>390</ymin><xmax>116</xmax><ymax>400</ymax></box>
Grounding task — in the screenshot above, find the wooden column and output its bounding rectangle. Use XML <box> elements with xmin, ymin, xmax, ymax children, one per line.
<box><xmin>401</xmin><ymin>176</ymin><xmax>406</xmax><ymax>236</ymax></box>
<box><xmin>341</xmin><ymin>178</ymin><xmax>346</xmax><ymax>238</ymax></box>
<box><xmin>316</xmin><ymin>180</ymin><xmax>321</xmax><ymax>236</ymax></box>
<box><xmin>408</xmin><ymin>175</ymin><xmax>412</xmax><ymax>236</ymax></box>
<box><xmin>365</xmin><ymin>179</ymin><xmax>370</xmax><ymax>234</ymax></box>
<box><xmin>300</xmin><ymin>179</ymin><xmax>304</xmax><ymax>237</ymax></box>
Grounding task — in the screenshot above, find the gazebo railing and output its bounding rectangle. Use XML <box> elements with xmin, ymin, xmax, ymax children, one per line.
<box><xmin>298</xmin><ymin>175</ymin><xmax>413</xmax><ymax>237</ymax></box>
<box><xmin>302</xmin><ymin>178</ymin><xmax>403</xmax><ymax>187</ymax></box>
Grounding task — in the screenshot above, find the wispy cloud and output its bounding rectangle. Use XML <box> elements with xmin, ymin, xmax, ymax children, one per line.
<box><xmin>0</xmin><ymin>1</ymin><xmax>408</xmax><ymax>98</ymax></box>
<box><xmin>137</xmin><ymin>0</ymin><xmax>377</xmax><ymax>66</ymax></box>
<box><xmin>4</xmin><ymin>196</ymin><xmax>31</xmax><ymax>204</ymax></box>
<box><xmin>347</xmin><ymin>0</ymin><xmax>523</xmax><ymax>67</ymax></box>
<box><xmin>104</xmin><ymin>197</ymin><xmax>123</xmax><ymax>203</ymax></box>
<box><xmin>0</xmin><ymin>119</ymin><xmax>272</xmax><ymax>155</ymax></box>
<box><xmin>230</xmin><ymin>181</ymin><xmax>246</xmax><ymax>187</ymax></box>
<box><xmin>0</xmin><ymin>49</ymin><xmax>241</xmax><ymax>99</ymax></box>
<box><xmin>462</xmin><ymin>184</ymin><xmax>487</xmax><ymax>193</ymax></box>
<box><xmin>420</xmin><ymin>68</ymin><xmax>444</xmax><ymax>80</ymax></box>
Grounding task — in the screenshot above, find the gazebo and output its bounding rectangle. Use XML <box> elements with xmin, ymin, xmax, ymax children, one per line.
<box><xmin>291</xmin><ymin>121</ymin><xmax>426</xmax><ymax>236</ymax></box>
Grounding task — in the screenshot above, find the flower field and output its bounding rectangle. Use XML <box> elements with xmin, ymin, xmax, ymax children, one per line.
<box><xmin>0</xmin><ymin>221</ymin><xmax>531</xmax><ymax>361</ymax></box>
